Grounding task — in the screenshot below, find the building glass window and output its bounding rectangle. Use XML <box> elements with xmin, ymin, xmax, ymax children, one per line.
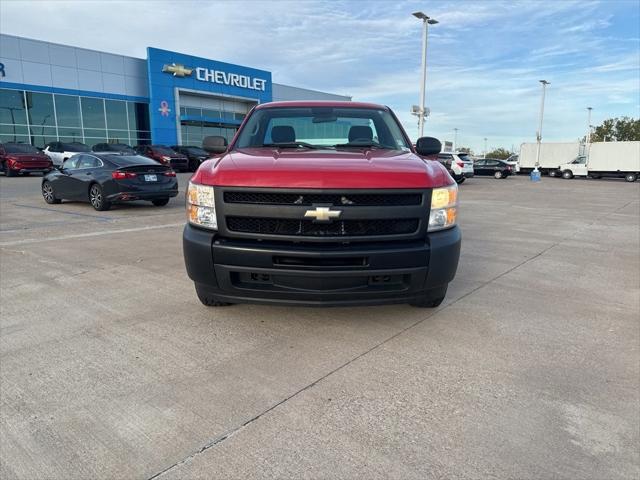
<box><xmin>0</xmin><ymin>88</ymin><xmax>149</xmax><ymax>148</ymax></box>
<box><xmin>55</xmin><ymin>94</ymin><xmax>81</xmax><ymax>127</ymax></box>
<box><xmin>26</xmin><ymin>92</ymin><xmax>56</xmax><ymax>128</ymax></box>
<box><xmin>127</xmin><ymin>102</ymin><xmax>150</xmax><ymax>132</ymax></box>
<box><xmin>105</xmin><ymin>100</ymin><xmax>128</xmax><ymax>131</ymax></box>
<box><xmin>0</xmin><ymin>89</ymin><xmax>28</xmax><ymax>125</ymax></box>
<box><xmin>81</xmin><ymin>97</ymin><xmax>105</xmax><ymax>129</ymax></box>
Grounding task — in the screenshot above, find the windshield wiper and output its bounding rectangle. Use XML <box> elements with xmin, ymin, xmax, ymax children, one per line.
<box><xmin>334</xmin><ymin>141</ymin><xmax>387</xmax><ymax>149</ymax></box>
<box><xmin>262</xmin><ymin>142</ymin><xmax>320</xmax><ymax>149</ymax></box>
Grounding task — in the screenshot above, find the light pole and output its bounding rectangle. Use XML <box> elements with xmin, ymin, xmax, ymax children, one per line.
<box><xmin>586</xmin><ymin>107</ymin><xmax>593</xmax><ymax>144</ymax></box>
<box><xmin>483</xmin><ymin>137</ymin><xmax>487</xmax><ymax>158</ymax></box>
<box><xmin>412</xmin><ymin>11</ymin><xmax>438</xmax><ymax>138</ymax></box>
<box><xmin>534</xmin><ymin>79</ymin><xmax>550</xmax><ymax>172</ymax></box>
<box><xmin>453</xmin><ymin>128</ymin><xmax>459</xmax><ymax>151</ymax></box>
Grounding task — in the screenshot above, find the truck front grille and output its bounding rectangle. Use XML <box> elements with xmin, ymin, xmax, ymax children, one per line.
<box><xmin>223</xmin><ymin>192</ymin><xmax>422</xmax><ymax>206</ymax></box>
<box><xmin>226</xmin><ymin>217</ymin><xmax>419</xmax><ymax>237</ymax></box>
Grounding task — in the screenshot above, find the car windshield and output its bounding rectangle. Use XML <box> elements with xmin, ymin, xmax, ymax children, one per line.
<box><xmin>235</xmin><ymin>106</ymin><xmax>411</xmax><ymax>150</ymax></box>
<box><xmin>153</xmin><ymin>147</ymin><xmax>177</xmax><ymax>155</ymax></box>
<box><xmin>61</xmin><ymin>143</ymin><xmax>90</xmax><ymax>152</ymax></box>
<box><xmin>108</xmin><ymin>144</ymin><xmax>133</xmax><ymax>151</ymax></box>
<box><xmin>4</xmin><ymin>143</ymin><xmax>39</xmax><ymax>153</ymax></box>
<box><xmin>187</xmin><ymin>147</ymin><xmax>208</xmax><ymax>156</ymax></box>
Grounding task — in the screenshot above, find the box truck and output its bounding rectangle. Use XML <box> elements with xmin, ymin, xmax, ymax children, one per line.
<box><xmin>557</xmin><ymin>141</ymin><xmax>640</xmax><ymax>182</ymax></box>
<box><xmin>518</xmin><ymin>142</ymin><xmax>581</xmax><ymax>175</ymax></box>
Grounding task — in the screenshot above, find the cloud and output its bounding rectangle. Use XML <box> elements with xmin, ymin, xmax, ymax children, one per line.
<box><xmin>1</xmin><ymin>0</ymin><xmax>638</xmax><ymax>152</ymax></box>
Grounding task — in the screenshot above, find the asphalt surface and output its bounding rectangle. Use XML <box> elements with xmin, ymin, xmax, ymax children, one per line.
<box><xmin>1</xmin><ymin>173</ymin><xmax>638</xmax><ymax>479</ymax></box>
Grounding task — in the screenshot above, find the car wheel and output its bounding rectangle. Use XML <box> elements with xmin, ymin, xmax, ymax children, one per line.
<box><xmin>89</xmin><ymin>183</ymin><xmax>111</xmax><ymax>211</ymax></box>
<box><xmin>625</xmin><ymin>173</ymin><xmax>637</xmax><ymax>182</ymax></box>
<box><xmin>455</xmin><ymin>177</ymin><xmax>465</xmax><ymax>184</ymax></box>
<box><xmin>562</xmin><ymin>170</ymin><xmax>574</xmax><ymax>179</ymax></box>
<box><xmin>151</xmin><ymin>198</ymin><xmax>170</xmax><ymax>206</ymax></box>
<box><xmin>494</xmin><ymin>171</ymin><xmax>503</xmax><ymax>179</ymax></box>
<box><xmin>410</xmin><ymin>286</ymin><xmax>448</xmax><ymax>308</ymax></box>
<box><xmin>42</xmin><ymin>181</ymin><xmax>61</xmax><ymax>204</ymax></box>
<box><xmin>195</xmin><ymin>283</ymin><xmax>233</xmax><ymax>307</ymax></box>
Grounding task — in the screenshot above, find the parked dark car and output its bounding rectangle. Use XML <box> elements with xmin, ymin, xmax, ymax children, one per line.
<box><xmin>134</xmin><ymin>145</ymin><xmax>189</xmax><ymax>172</ymax></box>
<box><xmin>473</xmin><ymin>158</ymin><xmax>512</xmax><ymax>179</ymax></box>
<box><xmin>171</xmin><ymin>145</ymin><xmax>210</xmax><ymax>171</ymax></box>
<box><xmin>41</xmin><ymin>153</ymin><xmax>178</xmax><ymax>211</ymax></box>
<box><xmin>1</xmin><ymin>142</ymin><xmax>53</xmax><ymax>176</ymax></box>
<box><xmin>92</xmin><ymin>143</ymin><xmax>135</xmax><ymax>154</ymax></box>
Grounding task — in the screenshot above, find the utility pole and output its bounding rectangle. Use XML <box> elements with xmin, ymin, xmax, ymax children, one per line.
<box><xmin>534</xmin><ymin>80</ymin><xmax>550</xmax><ymax>172</ymax></box>
<box><xmin>483</xmin><ymin>137</ymin><xmax>487</xmax><ymax>158</ymax></box>
<box><xmin>412</xmin><ymin>12</ymin><xmax>438</xmax><ymax>138</ymax></box>
<box><xmin>586</xmin><ymin>107</ymin><xmax>593</xmax><ymax>144</ymax></box>
<box><xmin>453</xmin><ymin>128</ymin><xmax>459</xmax><ymax>151</ymax></box>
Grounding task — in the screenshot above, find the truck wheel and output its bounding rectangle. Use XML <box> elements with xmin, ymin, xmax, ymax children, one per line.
<box><xmin>195</xmin><ymin>284</ymin><xmax>233</xmax><ymax>307</ymax></box>
<box><xmin>562</xmin><ymin>170</ymin><xmax>573</xmax><ymax>179</ymax></box>
<box><xmin>410</xmin><ymin>286</ymin><xmax>447</xmax><ymax>308</ymax></box>
<box><xmin>6</xmin><ymin>167</ymin><xmax>16</xmax><ymax>177</ymax></box>
<box><xmin>549</xmin><ymin>170</ymin><xmax>557</xmax><ymax>177</ymax></box>
<box><xmin>625</xmin><ymin>173</ymin><xmax>637</xmax><ymax>182</ymax></box>
<box><xmin>494</xmin><ymin>171</ymin><xmax>503</xmax><ymax>179</ymax></box>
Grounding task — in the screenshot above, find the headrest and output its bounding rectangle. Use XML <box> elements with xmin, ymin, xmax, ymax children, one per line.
<box><xmin>348</xmin><ymin>125</ymin><xmax>373</xmax><ymax>143</ymax></box>
<box><xmin>271</xmin><ymin>125</ymin><xmax>295</xmax><ymax>143</ymax></box>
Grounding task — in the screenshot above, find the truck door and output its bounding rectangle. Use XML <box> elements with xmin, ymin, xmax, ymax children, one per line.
<box><xmin>571</xmin><ymin>156</ymin><xmax>588</xmax><ymax>177</ymax></box>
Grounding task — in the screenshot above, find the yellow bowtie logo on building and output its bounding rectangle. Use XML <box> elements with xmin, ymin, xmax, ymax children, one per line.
<box><xmin>162</xmin><ymin>63</ymin><xmax>193</xmax><ymax>77</ymax></box>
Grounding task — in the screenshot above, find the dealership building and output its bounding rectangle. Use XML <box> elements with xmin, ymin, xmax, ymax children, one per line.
<box><xmin>0</xmin><ymin>34</ymin><xmax>350</xmax><ymax>148</ymax></box>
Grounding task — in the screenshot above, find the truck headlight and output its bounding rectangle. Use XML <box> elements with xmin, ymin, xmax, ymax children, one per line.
<box><xmin>428</xmin><ymin>184</ymin><xmax>458</xmax><ymax>231</ymax></box>
<box><xmin>187</xmin><ymin>182</ymin><xmax>217</xmax><ymax>230</ymax></box>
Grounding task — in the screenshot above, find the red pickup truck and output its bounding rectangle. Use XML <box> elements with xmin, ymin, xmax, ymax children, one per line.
<box><xmin>183</xmin><ymin>101</ymin><xmax>460</xmax><ymax>307</ymax></box>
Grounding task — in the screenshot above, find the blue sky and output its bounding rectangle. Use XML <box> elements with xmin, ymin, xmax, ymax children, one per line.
<box><xmin>2</xmin><ymin>0</ymin><xmax>638</xmax><ymax>153</ymax></box>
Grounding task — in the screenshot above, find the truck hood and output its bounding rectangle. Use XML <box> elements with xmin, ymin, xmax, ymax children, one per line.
<box><xmin>191</xmin><ymin>147</ymin><xmax>452</xmax><ymax>189</ymax></box>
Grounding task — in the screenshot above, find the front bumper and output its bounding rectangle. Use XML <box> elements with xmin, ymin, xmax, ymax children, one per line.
<box><xmin>183</xmin><ymin>224</ymin><xmax>461</xmax><ymax>306</ymax></box>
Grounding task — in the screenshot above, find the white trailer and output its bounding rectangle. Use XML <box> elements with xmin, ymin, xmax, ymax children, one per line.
<box><xmin>518</xmin><ymin>142</ymin><xmax>581</xmax><ymax>175</ymax></box>
<box><xmin>557</xmin><ymin>141</ymin><xmax>640</xmax><ymax>182</ymax></box>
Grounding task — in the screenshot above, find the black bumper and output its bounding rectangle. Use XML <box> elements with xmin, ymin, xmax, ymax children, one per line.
<box><xmin>183</xmin><ymin>225</ymin><xmax>461</xmax><ymax>306</ymax></box>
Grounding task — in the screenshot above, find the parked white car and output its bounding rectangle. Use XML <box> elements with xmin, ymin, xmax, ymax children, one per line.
<box><xmin>437</xmin><ymin>152</ymin><xmax>474</xmax><ymax>184</ymax></box>
<box><xmin>43</xmin><ymin>141</ymin><xmax>91</xmax><ymax>166</ymax></box>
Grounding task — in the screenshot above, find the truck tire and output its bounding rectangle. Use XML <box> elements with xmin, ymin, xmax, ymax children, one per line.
<box><xmin>548</xmin><ymin>170</ymin><xmax>557</xmax><ymax>177</ymax></box>
<box><xmin>562</xmin><ymin>170</ymin><xmax>573</xmax><ymax>179</ymax></box>
<box><xmin>195</xmin><ymin>284</ymin><xmax>233</xmax><ymax>307</ymax></box>
<box><xmin>410</xmin><ymin>286</ymin><xmax>447</xmax><ymax>308</ymax></box>
<box><xmin>6</xmin><ymin>166</ymin><xmax>17</xmax><ymax>177</ymax></box>
<box><xmin>625</xmin><ymin>173</ymin><xmax>637</xmax><ymax>182</ymax></box>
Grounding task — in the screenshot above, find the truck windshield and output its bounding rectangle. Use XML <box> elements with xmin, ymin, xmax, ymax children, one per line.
<box><xmin>235</xmin><ymin>107</ymin><xmax>411</xmax><ymax>151</ymax></box>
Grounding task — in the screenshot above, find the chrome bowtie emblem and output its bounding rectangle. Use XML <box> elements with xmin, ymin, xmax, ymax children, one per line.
<box><xmin>304</xmin><ymin>206</ymin><xmax>342</xmax><ymax>222</ymax></box>
<box><xmin>162</xmin><ymin>63</ymin><xmax>193</xmax><ymax>77</ymax></box>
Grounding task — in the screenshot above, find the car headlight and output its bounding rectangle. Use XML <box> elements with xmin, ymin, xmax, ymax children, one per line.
<box><xmin>187</xmin><ymin>182</ymin><xmax>217</xmax><ymax>230</ymax></box>
<box><xmin>428</xmin><ymin>184</ymin><xmax>458</xmax><ymax>231</ymax></box>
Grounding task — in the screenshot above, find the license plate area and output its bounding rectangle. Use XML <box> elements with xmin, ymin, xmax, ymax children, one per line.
<box><xmin>144</xmin><ymin>174</ymin><xmax>157</xmax><ymax>182</ymax></box>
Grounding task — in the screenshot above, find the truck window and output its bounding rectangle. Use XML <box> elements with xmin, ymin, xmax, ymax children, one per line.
<box><xmin>235</xmin><ymin>107</ymin><xmax>411</xmax><ymax>151</ymax></box>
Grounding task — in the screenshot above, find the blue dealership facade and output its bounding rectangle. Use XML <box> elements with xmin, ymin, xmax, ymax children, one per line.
<box><xmin>0</xmin><ymin>34</ymin><xmax>349</xmax><ymax>148</ymax></box>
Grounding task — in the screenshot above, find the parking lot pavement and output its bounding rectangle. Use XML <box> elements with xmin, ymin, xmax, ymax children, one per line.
<box><xmin>1</xmin><ymin>174</ymin><xmax>638</xmax><ymax>479</ymax></box>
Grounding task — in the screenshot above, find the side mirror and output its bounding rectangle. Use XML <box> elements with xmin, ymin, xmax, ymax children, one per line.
<box><xmin>415</xmin><ymin>136</ymin><xmax>442</xmax><ymax>157</ymax></box>
<box><xmin>202</xmin><ymin>135</ymin><xmax>227</xmax><ymax>154</ymax></box>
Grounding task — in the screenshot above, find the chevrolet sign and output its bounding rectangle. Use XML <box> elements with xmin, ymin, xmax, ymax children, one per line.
<box><xmin>162</xmin><ymin>63</ymin><xmax>266</xmax><ymax>91</ymax></box>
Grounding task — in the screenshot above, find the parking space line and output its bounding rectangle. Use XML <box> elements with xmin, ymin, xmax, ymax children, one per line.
<box><xmin>0</xmin><ymin>223</ymin><xmax>184</xmax><ymax>247</ymax></box>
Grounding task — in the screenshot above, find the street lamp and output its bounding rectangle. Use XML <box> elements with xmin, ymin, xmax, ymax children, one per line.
<box><xmin>484</xmin><ymin>137</ymin><xmax>487</xmax><ymax>158</ymax></box>
<box><xmin>534</xmin><ymin>79</ymin><xmax>550</xmax><ymax>175</ymax></box>
<box><xmin>453</xmin><ymin>128</ymin><xmax>459</xmax><ymax>151</ymax></box>
<box><xmin>412</xmin><ymin>11</ymin><xmax>438</xmax><ymax>138</ymax></box>
<box><xmin>586</xmin><ymin>107</ymin><xmax>593</xmax><ymax>144</ymax></box>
